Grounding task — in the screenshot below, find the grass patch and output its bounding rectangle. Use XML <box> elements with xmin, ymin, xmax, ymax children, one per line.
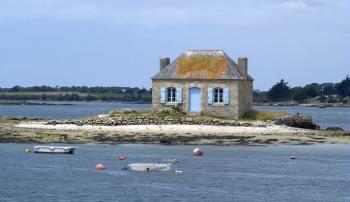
<box><xmin>156</xmin><ymin>110</ymin><xmax>187</xmax><ymax>118</ymax></box>
<box><xmin>0</xmin><ymin>117</ymin><xmax>20</xmax><ymax>124</ymax></box>
<box><xmin>241</xmin><ymin>109</ymin><xmax>288</xmax><ymax>121</ymax></box>
<box><xmin>200</xmin><ymin>111</ymin><xmax>229</xmax><ymax>120</ymax></box>
<box><xmin>108</xmin><ymin>107</ymin><xmax>188</xmax><ymax>119</ymax></box>
<box><xmin>108</xmin><ymin>109</ymin><xmax>141</xmax><ymax>117</ymax></box>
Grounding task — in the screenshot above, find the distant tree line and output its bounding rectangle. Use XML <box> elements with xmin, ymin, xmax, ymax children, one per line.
<box><xmin>1</xmin><ymin>76</ymin><xmax>349</xmax><ymax>103</ymax></box>
<box><xmin>254</xmin><ymin>76</ymin><xmax>350</xmax><ymax>103</ymax></box>
<box><xmin>0</xmin><ymin>86</ymin><xmax>150</xmax><ymax>94</ymax></box>
<box><xmin>0</xmin><ymin>86</ymin><xmax>152</xmax><ymax>102</ymax></box>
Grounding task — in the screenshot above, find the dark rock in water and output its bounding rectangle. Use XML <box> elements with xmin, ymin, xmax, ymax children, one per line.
<box><xmin>159</xmin><ymin>137</ymin><xmax>173</xmax><ymax>144</ymax></box>
<box><xmin>5</xmin><ymin>116</ymin><xmax>45</xmax><ymax>121</ymax></box>
<box><xmin>274</xmin><ymin>115</ymin><xmax>320</xmax><ymax>130</ymax></box>
<box><xmin>325</xmin><ymin>127</ymin><xmax>344</xmax><ymax>131</ymax></box>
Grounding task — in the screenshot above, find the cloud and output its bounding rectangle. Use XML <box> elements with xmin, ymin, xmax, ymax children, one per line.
<box><xmin>0</xmin><ymin>0</ymin><xmax>348</xmax><ymax>28</ymax></box>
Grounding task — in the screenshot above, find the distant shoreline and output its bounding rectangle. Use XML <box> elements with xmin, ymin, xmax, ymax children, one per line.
<box><xmin>0</xmin><ymin>100</ymin><xmax>151</xmax><ymax>105</ymax></box>
<box><xmin>254</xmin><ymin>102</ymin><xmax>350</xmax><ymax>108</ymax></box>
<box><xmin>0</xmin><ymin>100</ymin><xmax>349</xmax><ymax>108</ymax></box>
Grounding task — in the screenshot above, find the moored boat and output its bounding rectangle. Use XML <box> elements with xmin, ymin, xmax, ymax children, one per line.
<box><xmin>127</xmin><ymin>163</ymin><xmax>171</xmax><ymax>172</ymax></box>
<box><xmin>124</xmin><ymin>159</ymin><xmax>180</xmax><ymax>172</ymax></box>
<box><xmin>33</xmin><ymin>146</ymin><xmax>76</xmax><ymax>154</ymax></box>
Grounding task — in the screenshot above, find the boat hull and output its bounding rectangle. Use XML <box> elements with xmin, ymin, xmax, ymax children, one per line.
<box><xmin>33</xmin><ymin>146</ymin><xmax>76</xmax><ymax>154</ymax></box>
<box><xmin>127</xmin><ymin>163</ymin><xmax>171</xmax><ymax>172</ymax></box>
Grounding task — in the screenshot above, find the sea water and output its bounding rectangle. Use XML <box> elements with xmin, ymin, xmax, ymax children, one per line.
<box><xmin>0</xmin><ymin>143</ymin><xmax>349</xmax><ymax>201</ymax></box>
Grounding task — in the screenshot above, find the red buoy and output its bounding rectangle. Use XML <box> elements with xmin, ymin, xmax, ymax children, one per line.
<box><xmin>95</xmin><ymin>163</ymin><xmax>106</xmax><ymax>170</ymax></box>
<box><xmin>119</xmin><ymin>155</ymin><xmax>126</xmax><ymax>160</ymax></box>
<box><xmin>192</xmin><ymin>148</ymin><xmax>203</xmax><ymax>156</ymax></box>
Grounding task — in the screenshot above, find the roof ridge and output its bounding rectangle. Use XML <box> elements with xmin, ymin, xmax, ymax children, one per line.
<box><xmin>185</xmin><ymin>49</ymin><xmax>223</xmax><ymax>51</ymax></box>
<box><xmin>184</xmin><ymin>49</ymin><xmax>225</xmax><ymax>56</ymax></box>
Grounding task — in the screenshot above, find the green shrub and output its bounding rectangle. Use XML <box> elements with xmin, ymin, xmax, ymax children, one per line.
<box><xmin>241</xmin><ymin>109</ymin><xmax>288</xmax><ymax>121</ymax></box>
<box><xmin>241</xmin><ymin>110</ymin><xmax>258</xmax><ymax>120</ymax></box>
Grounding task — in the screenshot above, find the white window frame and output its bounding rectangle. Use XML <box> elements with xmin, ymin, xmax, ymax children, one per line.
<box><xmin>213</xmin><ymin>88</ymin><xmax>224</xmax><ymax>103</ymax></box>
<box><xmin>167</xmin><ymin>87</ymin><xmax>176</xmax><ymax>103</ymax></box>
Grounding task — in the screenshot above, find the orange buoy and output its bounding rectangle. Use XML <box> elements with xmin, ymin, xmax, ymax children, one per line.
<box><xmin>95</xmin><ymin>163</ymin><xmax>106</xmax><ymax>170</ymax></box>
<box><xmin>192</xmin><ymin>148</ymin><xmax>203</xmax><ymax>156</ymax></box>
<box><xmin>119</xmin><ymin>155</ymin><xmax>126</xmax><ymax>160</ymax></box>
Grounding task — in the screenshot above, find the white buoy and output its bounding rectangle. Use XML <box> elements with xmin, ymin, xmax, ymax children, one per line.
<box><xmin>95</xmin><ymin>163</ymin><xmax>106</xmax><ymax>170</ymax></box>
<box><xmin>192</xmin><ymin>148</ymin><xmax>203</xmax><ymax>156</ymax></box>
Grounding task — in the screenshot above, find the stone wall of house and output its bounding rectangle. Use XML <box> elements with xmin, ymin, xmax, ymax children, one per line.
<box><xmin>238</xmin><ymin>80</ymin><xmax>253</xmax><ymax>117</ymax></box>
<box><xmin>152</xmin><ymin>79</ymin><xmax>250</xmax><ymax>119</ymax></box>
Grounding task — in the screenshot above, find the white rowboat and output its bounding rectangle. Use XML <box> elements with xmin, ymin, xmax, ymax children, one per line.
<box><xmin>127</xmin><ymin>163</ymin><xmax>171</xmax><ymax>172</ymax></box>
<box><xmin>33</xmin><ymin>146</ymin><xmax>76</xmax><ymax>154</ymax></box>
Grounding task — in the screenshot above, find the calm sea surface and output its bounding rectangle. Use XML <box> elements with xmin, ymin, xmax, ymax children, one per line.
<box><xmin>255</xmin><ymin>106</ymin><xmax>350</xmax><ymax>131</ymax></box>
<box><xmin>0</xmin><ymin>143</ymin><xmax>349</xmax><ymax>202</ymax></box>
<box><xmin>0</xmin><ymin>101</ymin><xmax>151</xmax><ymax>119</ymax></box>
<box><xmin>0</xmin><ymin>101</ymin><xmax>348</xmax><ymax>131</ymax></box>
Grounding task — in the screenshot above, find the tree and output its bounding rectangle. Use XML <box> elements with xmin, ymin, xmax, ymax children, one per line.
<box><xmin>336</xmin><ymin>76</ymin><xmax>350</xmax><ymax>97</ymax></box>
<box><xmin>291</xmin><ymin>87</ymin><xmax>307</xmax><ymax>101</ymax></box>
<box><xmin>303</xmin><ymin>83</ymin><xmax>320</xmax><ymax>98</ymax></box>
<box><xmin>9</xmin><ymin>85</ymin><xmax>21</xmax><ymax>92</ymax></box>
<box><xmin>253</xmin><ymin>90</ymin><xmax>268</xmax><ymax>102</ymax></box>
<box><xmin>321</xmin><ymin>84</ymin><xmax>335</xmax><ymax>95</ymax></box>
<box><xmin>85</xmin><ymin>95</ymin><xmax>97</xmax><ymax>101</ymax></box>
<box><xmin>41</xmin><ymin>93</ymin><xmax>47</xmax><ymax>101</ymax></box>
<box><xmin>267</xmin><ymin>79</ymin><xmax>291</xmax><ymax>101</ymax></box>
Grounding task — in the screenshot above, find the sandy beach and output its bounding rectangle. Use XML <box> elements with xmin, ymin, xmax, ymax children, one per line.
<box><xmin>8</xmin><ymin>121</ymin><xmax>349</xmax><ymax>145</ymax></box>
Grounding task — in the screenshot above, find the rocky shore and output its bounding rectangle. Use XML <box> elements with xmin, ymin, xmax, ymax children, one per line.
<box><xmin>0</xmin><ymin>110</ymin><xmax>349</xmax><ymax>145</ymax></box>
<box><xmin>47</xmin><ymin>116</ymin><xmax>249</xmax><ymax>127</ymax></box>
<box><xmin>45</xmin><ymin>113</ymin><xmax>321</xmax><ymax>130</ymax></box>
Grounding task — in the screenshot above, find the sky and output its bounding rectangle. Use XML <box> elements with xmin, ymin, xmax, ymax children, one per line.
<box><xmin>0</xmin><ymin>0</ymin><xmax>349</xmax><ymax>90</ymax></box>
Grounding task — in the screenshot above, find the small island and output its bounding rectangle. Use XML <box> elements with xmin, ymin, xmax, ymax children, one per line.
<box><xmin>1</xmin><ymin>108</ymin><xmax>349</xmax><ymax>145</ymax></box>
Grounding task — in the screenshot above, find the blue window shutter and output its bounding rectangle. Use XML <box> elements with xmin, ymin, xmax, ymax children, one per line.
<box><xmin>176</xmin><ymin>87</ymin><xmax>182</xmax><ymax>103</ymax></box>
<box><xmin>223</xmin><ymin>88</ymin><xmax>229</xmax><ymax>104</ymax></box>
<box><xmin>208</xmin><ymin>88</ymin><xmax>213</xmax><ymax>104</ymax></box>
<box><xmin>160</xmin><ymin>87</ymin><xmax>166</xmax><ymax>104</ymax></box>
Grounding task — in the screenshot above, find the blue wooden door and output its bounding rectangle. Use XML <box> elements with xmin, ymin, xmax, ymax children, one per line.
<box><xmin>189</xmin><ymin>87</ymin><xmax>201</xmax><ymax>112</ymax></box>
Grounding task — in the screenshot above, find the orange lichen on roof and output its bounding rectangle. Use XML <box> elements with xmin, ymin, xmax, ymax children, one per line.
<box><xmin>176</xmin><ymin>55</ymin><xmax>228</xmax><ymax>79</ymax></box>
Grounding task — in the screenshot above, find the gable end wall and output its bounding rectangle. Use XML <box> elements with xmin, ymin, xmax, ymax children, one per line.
<box><xmin>238</xmin><ymin>80</ymin><xmax>253</xmax><ymax>117</ymax></box>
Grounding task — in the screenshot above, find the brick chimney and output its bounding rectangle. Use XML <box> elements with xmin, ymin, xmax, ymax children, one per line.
<box><xmin>159</xmin><ymin>58</ymin><xmax>170</xmax><ymax>71</ymax></box>
<box><xmin>237</xmin><ymin>57</ymin><xmax>247</xmax><ymax>76</ymax></box>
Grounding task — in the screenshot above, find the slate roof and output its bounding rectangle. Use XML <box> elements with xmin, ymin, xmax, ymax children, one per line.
<box><xmin>152</xmin><ymin>49</ymin><xmax>253</xmax><ymax>80</ymax></box>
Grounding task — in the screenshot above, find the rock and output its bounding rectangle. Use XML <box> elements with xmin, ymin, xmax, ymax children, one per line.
<box><xmin>158</xmin><ymin>108</ymin><xmax>175</xmax><ymax>113</ymax></box>
<box><xmin>325</xmin><ymin>127</ymin><xmax>344</xmax><ymax>131</ymax></box>
<box><xmin>122</xmin><ymin>108</ymin><xmax>137</xmax><ymax>114</ymax></box>
<box><xmin>241</xmin><ymin>122</ymin><xmax>252</xmax><ymax>127</ymax></box>
<box><xmin>159</xmin><ymin>137</ymin><xmax>173</xmax><ymax>144</ymax></box>
<box><xmin>274</xmin><ymin>115</ymin><xmax>320</xmax><ymax>130</ymax></box>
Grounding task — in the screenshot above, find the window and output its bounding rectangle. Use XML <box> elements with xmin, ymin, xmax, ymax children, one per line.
<box><xmin>167</xmin><ymin>87</ymin><xmax>176</xmax><ymax>102</ymax></box>
<box><xmin>214</xmin><ymin>88</ymin><xmax>223</xmax><ymax>103</ymax></box>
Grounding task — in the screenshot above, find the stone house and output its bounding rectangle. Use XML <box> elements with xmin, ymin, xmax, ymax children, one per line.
<box><xmin>151</xmin><ymin>49</ymin><xmax>253</xmax><ymax>118</ymax></box>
